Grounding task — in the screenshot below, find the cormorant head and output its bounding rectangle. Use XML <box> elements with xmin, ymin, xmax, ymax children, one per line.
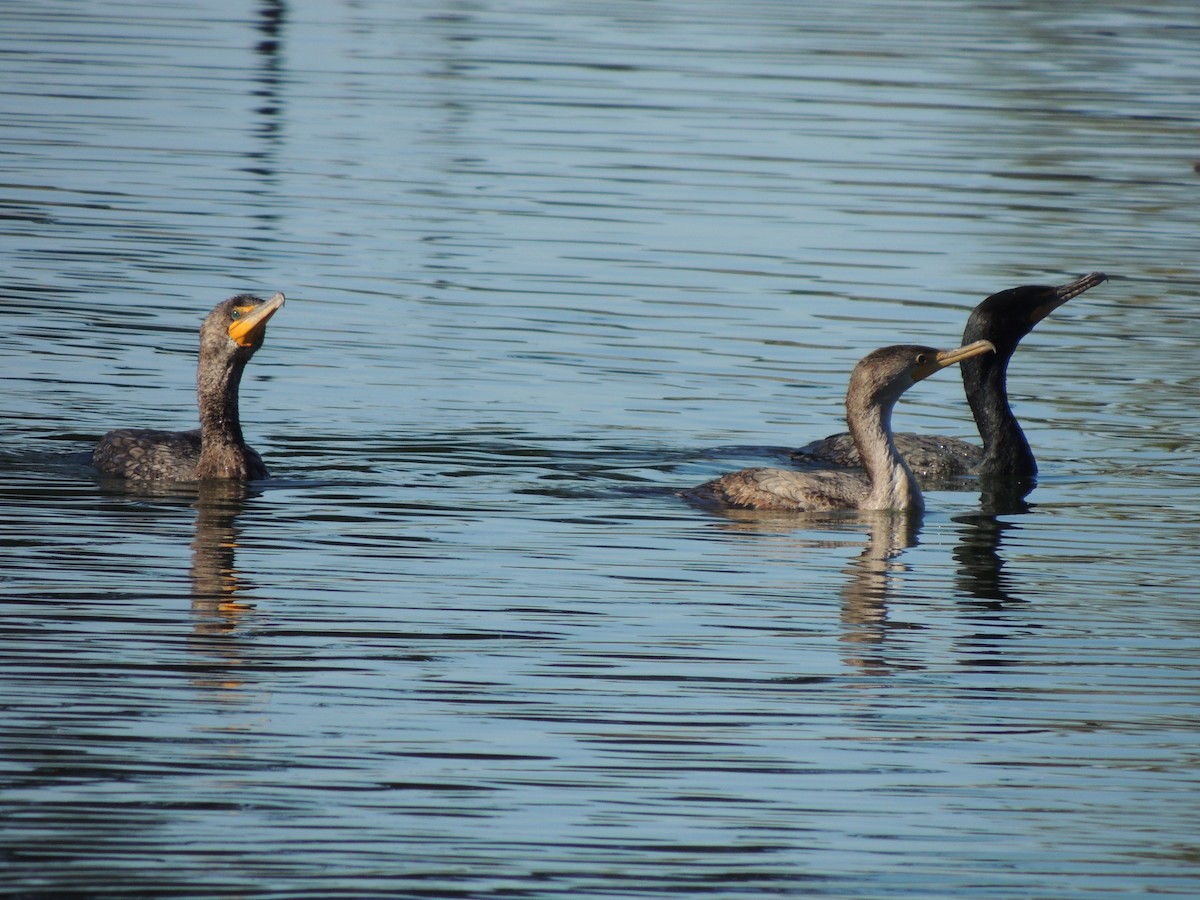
<box><xmin>201</xmin><ymin>292</ymin><xmax>286</xmax><ymax>356</ymax></box>
<box><xmin>962</xmin><ymin>272</ymin><xmax>1105</xmax><ymax>359</ymax></box>
<box><xmin>851</xmin><ymin>340</ymin><xmax>995</xmax><ymax>406</ymax></box>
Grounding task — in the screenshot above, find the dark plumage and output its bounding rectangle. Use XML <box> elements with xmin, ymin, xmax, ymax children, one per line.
<box><xmin>93</xmin><ymin>292</ymin><xmax>285</xmax><ymax>481</ymax></box>
<box><xmin>793</xmin><ymin>272</ymin><xmax>1106</xmax><ymax>481</ymax></box>
<box><xmin>685</xmin><ymin>340</ymin><xmax>995</xmax><ymax>512</ymax></box>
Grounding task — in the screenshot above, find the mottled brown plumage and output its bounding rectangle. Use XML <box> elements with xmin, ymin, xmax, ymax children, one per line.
<box><xmin>792</xmin><ymin>431</ymin><xmax>984</xmax><ymax>482</ymax></box>
<box><xmin>794</xmin><ymin>272</ymin><xmax>1106</xmax><ymax>482</ymax></box>
<box><xmin>93</xmin><ymin>292</ymin><xmax>285</xmax><ymax>481</ymax></box>
<box><xmin>686</xmin><ymin>341</ymin><xmax>995</xmax><ymax>512</ymax></box>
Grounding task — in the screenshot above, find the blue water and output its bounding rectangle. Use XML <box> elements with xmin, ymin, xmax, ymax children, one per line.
<box><xmin>2</xmin><ymin>1</ymin><xmax>1199</xmax><ymax>897</ymax></box>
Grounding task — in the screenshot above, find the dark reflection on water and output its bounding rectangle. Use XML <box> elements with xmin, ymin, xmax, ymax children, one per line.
<box><xmin>188</xmin><ymin>482</ymin><xmax>261</xmax><ymax>697</ymax></box>
<box><xmin>3</xmin><ymin>0</ymin><xmax>1200</xmax><ymax>896</ymax></box>
<box><xmin>953</xmin><ymin>484</ymin><xmax>1034</xmax><ymax>610</ymax></box>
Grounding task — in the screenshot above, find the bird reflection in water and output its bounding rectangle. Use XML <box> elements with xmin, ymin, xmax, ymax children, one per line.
<box><xmin>837</xmin><ymin>511</ymin><xmax>922</xmax><ymax>676</ymax></box>
<box><xmin>952</xmin><ymin>483</ymin><xmax>1034</xmax><ymax>611</ymax></box>
<box><xmin>697</xmin><ymin>507</ymin><xmax>922</xmax><ymax>675</ymax></box>
<box><xmin>189</xmin><ymin>481</ymin><xmax>259</xmax><ymax>698</ymax></box>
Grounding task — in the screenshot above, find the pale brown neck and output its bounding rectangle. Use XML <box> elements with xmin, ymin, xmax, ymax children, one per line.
<box><xmin>846</xmin><ymin>390</ymin><xmax>922</xmax><ymax>511</ymax></box>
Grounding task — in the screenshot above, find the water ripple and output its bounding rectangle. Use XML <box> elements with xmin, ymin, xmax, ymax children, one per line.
<box><xmin>4</xmin><ymin>0</ymin><xmax>1200</xmax><ymax>897</ymax></box>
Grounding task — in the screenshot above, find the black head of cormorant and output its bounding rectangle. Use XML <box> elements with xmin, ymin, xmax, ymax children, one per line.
<box><xmin>960</xmin><ymin>271</ymin><xmax>1106</xmax><ymax>478</ymax></box>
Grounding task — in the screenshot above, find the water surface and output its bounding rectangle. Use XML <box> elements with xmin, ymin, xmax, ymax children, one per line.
<box><xmin>2</xmin><ymin>1</ymin><xmax>1199</xmax><ymax>897</ymax></box>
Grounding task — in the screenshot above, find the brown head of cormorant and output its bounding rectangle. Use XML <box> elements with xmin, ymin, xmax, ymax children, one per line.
<box><xmin>93</xmin><ymin>292</ymin><xmax>285</xmax><ymax>481</ymax></box>
<box><xmin>792</xmin><ymin>272</ymin><xmax>1106</xmax><ymax>481</ymax></box>
<box><xmin>685</xmin><ymin>340</ymin><xmax>995</xmax><ymax>512</ymax></box>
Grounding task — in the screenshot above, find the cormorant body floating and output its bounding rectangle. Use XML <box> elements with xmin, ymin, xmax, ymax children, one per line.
<box><xmin>686</xmin><ymin>340</ymin><xmax>995</xmax><ymax>512</ymax></box>
<box><xmin>93</xmin><ymin>292</ymin><xmax>285</xmax><ymax>481</ymax></box>
<box><xmin>793</xmin><ymin>272</ymin><xmax>1106</xmax><ymax>481</ymax></box>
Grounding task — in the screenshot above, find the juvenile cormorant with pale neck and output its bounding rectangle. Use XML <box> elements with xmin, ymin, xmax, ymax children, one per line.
<box><xmin>793</xmin><ymin>272</ymin><xmax>1106</xmax><ymax>481</ymax></box>
<box><xmin>686</xmin><ymin>340</ymin><xmax>995</xmax><ymax>512</ymax></box>
<box><xmin>93</xmin><ymin>292</ymin><xmax>285</xmax><ymax>481</ymax></box>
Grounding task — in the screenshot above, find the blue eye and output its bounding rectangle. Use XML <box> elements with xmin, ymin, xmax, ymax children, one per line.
<box><xmin>230</xmin><ymin>309</ymin><xmax>242</xmax><ymax>320</ymax></box>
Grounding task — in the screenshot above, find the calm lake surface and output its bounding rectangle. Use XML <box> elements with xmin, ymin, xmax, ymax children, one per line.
<box><xmin>3</xmin><ymin>1</ymin><xmax>1199</xmax><ymax>896</ymax></box>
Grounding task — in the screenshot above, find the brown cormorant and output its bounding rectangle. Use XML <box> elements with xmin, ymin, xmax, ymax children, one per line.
<box><xmin>686</xmin><ymin>340</ymin><xmax>995</xmax><ymax>512</ymax></box>
<box><xmin>93</xmin><ymin>292</ymin><xmax>285</xmax><ymax>481</ymax></box>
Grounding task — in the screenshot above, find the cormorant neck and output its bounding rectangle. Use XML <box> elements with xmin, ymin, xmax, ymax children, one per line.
<box><xmin>847</xmin><ymin>390</ymin><xmax>923</xmax><ymax>511</ymax></box>
<box><xmin>196</xmin><ymin>354</ymin><xmax>248</xmax><ymax>450</ymax></box>
<box><xmin>961</xmin><ymin>353</ymin><xmax>1036</xmax><ymax>477</ymax></box>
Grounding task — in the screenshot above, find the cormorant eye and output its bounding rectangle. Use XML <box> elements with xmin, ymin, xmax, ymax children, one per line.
<box><xmin>230</xmin><ymin>309</ymin><xmax>242</xmax><ymax>320</ymax></box>
<box><xmin>915</xmin><ymin>353</ymin><xmax>928</xmax><ymax>365</ymax></box>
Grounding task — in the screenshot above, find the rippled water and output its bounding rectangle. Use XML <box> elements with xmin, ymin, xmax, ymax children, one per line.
<box><xmin>3</xmin><ymin>0</ymin><xmax>1200</xmax><ymax>896</ymax></box>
